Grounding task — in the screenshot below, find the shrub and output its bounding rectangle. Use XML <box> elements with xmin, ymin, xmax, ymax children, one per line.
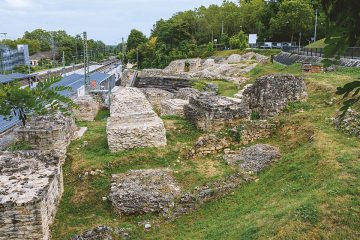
<box><xmin>229</xmin><ymin>31</ymin><xmax>248</xmax><ymax>50</ymax></box>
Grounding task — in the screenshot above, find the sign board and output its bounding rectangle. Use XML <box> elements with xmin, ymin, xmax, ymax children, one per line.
<box><xmin>248</xmin><ymin>34</ymin><xmax>257</xmax><ymax>44</ymax></box>
<box><xmin>77</xmin><ymin>85</ymin><xmax>85</xmax><ymax>97</ymax></box>
<box><xmin>91</xmin><ymin>80</ymin><xmax>97</xmax><ymax>89</ymax></box>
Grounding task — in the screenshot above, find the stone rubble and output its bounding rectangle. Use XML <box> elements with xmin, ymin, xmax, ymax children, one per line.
<box><xmin>106</xmin><ymin>87</ymin><xmax>167</xmax><ymax>151</ymax></box>
<box><xmin>224</xmin><ymin>144</ymin><xmax>281</xmax><ymax>173</ymax></box>
<box><xmin>160</xmin><ymin>99</ymin><xmax>188</xmax><ymax>117</ymax></box>
<box><xmin>0</xmin><ymin>150</ymin><xmax>63</xmax><ymax>240</ymax></box>
<box><xmin>109</xmin><ymin>169</ymin><xmax>181</xmax><ymax>215</ymax></box>
<box><xmin>73</xmin><ymin>95</ymin><xmax>100</xmax><ymax>121</ymax></box>
<box><xmin>333</xmin><ymin>109</ymin><xmax>360</xmax><ymax>138</ymax></box>
<box><xmin>71</xmin><ymin>226</ymin><xmax>129</xmax><ymax>240</ymax></box>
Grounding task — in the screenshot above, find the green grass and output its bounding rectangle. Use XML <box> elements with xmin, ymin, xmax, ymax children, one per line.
<box><xmin>52</xmin><ymin>62</ymin><xmax>360</xmax><ymax>239</ymax></box>
<box><xmin>306</xmin><ymin>38</ymin><xmax>327</xmax><ymax>49</ymax></box>
<box><xmin>214</xmin><ymin>48</ymin><xmax>281</xmax><ymax>57</ymax></box>
<box><xmin>192</xmin><ymin>79</ymin><xmax>239</xmax><ymax>97</ymax></box>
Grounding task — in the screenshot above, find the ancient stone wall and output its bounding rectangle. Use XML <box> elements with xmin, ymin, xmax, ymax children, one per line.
<box><xmin>73</xmin><ymin>95</ymin><xmax>100</xmax><ymax>121</ymax></box>
<box><xmin>16</xmin><ymin>114</ymin><xmax>76</xmax><ymax>162</ymax></box>
<box><xmin>107</xmin><ymin>87</ymin><xmax>167</xmax><ymax>151</ymax></box>
<box><xmin>0</xmin><ymin>151</ymin><xmax>63</xmax><ymax>240</ymax></box>
<box><xmin>189</xmin><ymin>121</ymin><xmax>276</xmax><ymax>157</ymax></box>
<box><xmin>164</xmin><ymin>58</ymin><xmax>202</xmax><ymax>73</ymax></box>
<box><xmin>243</xmin><ymin>74</ymin><xmax>307</xmax><ymax>118</ymax></box>
<box><xmin>175</xmin><ymin>88</ymin><xmax>200</xmax><ymax>101</ymax></box>
<box><xmin>140</xmin><ymin>88</ymin><xmax>174</xmax><ymax>111</ymax></box>
<box><xmin>160</xmin><ymin>99</ymin><xmax>188</xmax><ymax>117</ymax></box>
<box><xmin>333</xmin><ymin>109</ymin><xmax>360</xmax><ymax>138</ymax></box>
<box><xmin>134</xmin><ymin>77</ymin><xmax>193</xmax><ymax>92</ymax></box>
<box><xmin>184</xmin><ymin>92</ymin><xmax>250</xmax><ymax>131</ymax></box>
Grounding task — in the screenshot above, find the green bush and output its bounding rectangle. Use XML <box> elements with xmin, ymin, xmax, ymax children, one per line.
<box><xmin>229</xmin><ymin>31</ymin><xmax>248</xmax><ymax>50</ymax></box>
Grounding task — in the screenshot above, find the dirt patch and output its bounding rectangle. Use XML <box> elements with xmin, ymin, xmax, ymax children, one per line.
<box><xmin>194</xmin><ymin>158</ymin><xmax>222</xmax><ymax>178</ymax></box>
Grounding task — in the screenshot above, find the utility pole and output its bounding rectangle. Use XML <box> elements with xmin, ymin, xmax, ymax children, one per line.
<box><xmin>83</xmin><ymin>32</ymin><xmax>90</xmax><ymax>93</ymax></box>
<box><xmin>221</xmin><ymin>22</ymin><xmax>224</xmax><ymax>36</ymax></box>
<box><xmin>314</xmin><ymin>8</ymin><xmax>318</xmax><ymax>42</ymax></box>
<box><xmin>62</xmin><ymin>51</ymin><xmax>65</xmax><ymax>75</ymax></box>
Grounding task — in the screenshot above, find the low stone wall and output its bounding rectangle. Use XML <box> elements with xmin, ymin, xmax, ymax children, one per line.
<box><xmin>16</xmin><ymin>114</ymin><xmax>76</xmax><ymax>163</ymax></box>
<box><xmin>107</xmin><ymin>87</ymin><xmax>167</xmax><ymax>151</ymax></box>
<box><xmin>189</xmin><ymin>121</ymin><xmax>277</xmax><ymax>157</ymax></box>
<box><xmin>109</xmin><ymin>169</ymin><xmax>181</xmax><ymax>215</ymax></box>
<box><xmin>161</xmin><ymin>99</ymin><xmax>188</xmax><ymax>117</ymax></box>
<box><xmin>0</xmin><ymin>151</ymin><xmax>63</xmax><ymax>240</ymax></box>
<box><xmin>120</xmin><ymin>69</ymin><xmax>137</xmax><ymax>87</ymax></box>
<box><xmin>73</xmin><ymin>95</ymin><xmax>100</xmax><ymax>121</ymax></box>
<box><xmin>134</xmin><ymin>77</ymin><xmax>193</xmax><ymax>92</ymax></box>
<box><xmin>165</xmin><ymin>58</ymin><xmax>202</xmax><ymax>73</ymax></box>
<box><xmin>184</xmin><ymin>92</ymin><xmax>250</xmax><ymax>131</ymax></box>
<box><xmin>140</xmin><ymin>88</ymin><xmax>174</xmax><ymax>111</ymax></box>
<box><xmin>243</xmin><ymin>74</ymin><xmax>307</xmax><ymax>118</ymax></box>
<box><xmin>175</xmin><ymin>87</ymin><xmax>200</xmax><ymax>100</ymax></box>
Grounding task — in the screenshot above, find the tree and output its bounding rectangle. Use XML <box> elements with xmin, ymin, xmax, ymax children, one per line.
<box><xmin>229</xmin><ymin>31</ymin><xmax>248</xmax><ymax>50</ymax></box>
<box><xmin>127</xmin><ymin>29</ymin><xmax>148</xmax><ymax>51</ymax></box>
<box><xmin>270</xmin><ymin>0</ymin><xmax>314</xmax><ymax>43</ymax></box>
<box><xmin>0</xmin><ymin>77</ymin><xmax>76</xmax><ymax>126</ymax></box>
<box><xmin>321</xmin><ymin>0</ymin><xmax>360</xmax><ymax>114</ymax></box>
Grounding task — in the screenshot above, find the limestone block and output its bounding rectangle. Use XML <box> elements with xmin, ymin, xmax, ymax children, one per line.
<box><xmin>161</xmin><ymin>99</ymin><xmax>188</xmax><ymax>117</ymax></box>
<box><xmin>120</xmin><ymin>69</ymin><xmax>137</xmax><ymax>87</ymax></box>
<box><xmin>109</xmin><ymin>169</ymin><xmax>181</xmax><ymax>215</ymax></box>
<box><xmin>175</xmin><ymin>87</ymin><xmax>200</xmax><ymax>100</ymax></box>
<box><xmin>16</xmin><ymin>113</ymin><xmax>76</xmax><ymax>163</ymax></box>
<box><xmin>140</xmin><ymin>88</ymin><xmax>174</xmax><ymax>111</ymax></box>
<box><xmin>107</xmin><ymin>87</ymin><xmax>166</xmax><ymax>151</ymax></box>
<box><xmin>73</xmin><ymin>95</ymin><xmax>100</xmax><ymax>121</ymax></box>
<box><xmin>184</xmin><ymin>92</ymin><xmax>250</xmax><ymax>131</ymax></box>
<box><xmin>0</xmin><ymin>151</ymin><xmax>63</xmax><ymax>240</ymax></box>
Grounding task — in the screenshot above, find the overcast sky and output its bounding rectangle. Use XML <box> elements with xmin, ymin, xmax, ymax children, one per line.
<box><xmin>0</xmin><ymin>0</ymin><xmax>227</xmax><ymax>44</ymax></box>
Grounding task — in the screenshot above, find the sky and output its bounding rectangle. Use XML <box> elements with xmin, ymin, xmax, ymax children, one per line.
<box><xmin>0</xmin><ymin>0</ymin><xmax>226</xmax><ymax>45</ymax></box>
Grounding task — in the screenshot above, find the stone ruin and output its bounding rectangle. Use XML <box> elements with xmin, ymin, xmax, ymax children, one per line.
<box><xmin>242</xmin><ymin>74</ymin><xmax>307</xmax><ymax>118</ymax></box>
<box><xmin>227</xmin><ymin>52</ymin><xmax>269</xmax><ymax>64</ymax></box>
<box><xmin>71</xmin><ymin>226</ymin><xmax>129</xmax><ymax>240</ymax></box>
<box><xmin>333</xmin><ymin>109</ymin><xmax>360</xmax><ymax>138</ymax></box>
<box><xmin>106</xmin><ymin>87</ymin><xmax>167</xmax><ymax>151</ymax></box>
<box><xmin>16</xmin><ymin>113</ymin><xmax>76</xmax><ymax>163</ymax></box>
<box><xmin>108</xmin><ymin>169</ymin><xmax>181</xmax><ymax>215</ymax></box>
<box><xmin>184</xmin><ymin>92</ymin><xmax>250</xmax><ymax>131</ymax></box>
<box><xmin>164</xmin><ymin>58</ymin><xmax>202</xmax><ymax>73</ymax></box>
<box><xmin>140</xmin><ymin>88</ymin><xmax>174</xmax><ymax>111</ymax></box>
<box><xmin>160</xmin><ymin>99</ymin><xmax>188</xmax><ymax>117</ymax></box>
<box><xmin>183</xmin><ymin>74</ymin><xmax>307</xmax><ymax>132</ymax></box>
<box><xmin>73</xmin><ymin>95</ymin><xmax>100</xmax><ymax>121</ymax></box>
<box><xmin>175</xmin><ymin>87</ymin><xmax>200</xmax><ymax>100</ymax></box>
<box><xmin>189</xmin><ymin>121</ymin><xmax>277</xmax><ymax>158</ymax></box>
<box><xmin>224</xmin><ymin>144</ymin><xmax>281</xmax><ymax>173</ymax></box>
<box><xmin>0</xmin><ymin>151</ymin><xmax>63</xmax><ymax>240</ymax></box>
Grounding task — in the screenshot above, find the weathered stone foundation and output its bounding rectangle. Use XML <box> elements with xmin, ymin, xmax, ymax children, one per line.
<box><xmin>16</xmin><ymin>114</ymin><xmax>76</xmax><ymax>163</ymax></box>
<box><xmin>109</xmin><ymin>169</ymin><xmax>181</xmax><ymax>215</ymax></box>
<box><xmin>184</xmin><ymin>92</ymin><xmax>250</xmax><ymax>131</ymax></box>
<box><xmin>106</xmin><ymin>87</ymin><xmax>166</xmax><ymax>151</ymax></box>
<box><xmin>73</xmin><ymin>95</ymin><xmax>100</xmax><ymax>121</ymax></box>
<box><xmin>160</xmin><ymin>99</ymin><xmax>188</xmax><ymax>117</ymax></box>
<box><xmin>0</xmin><ymin>151</ymin><xmax>63</xmax><ymax>240</ymax></box>
<box><xmin>140</xmin><ymin>88</ymin><xmax>174</xmax><ymax>111</ymax></box>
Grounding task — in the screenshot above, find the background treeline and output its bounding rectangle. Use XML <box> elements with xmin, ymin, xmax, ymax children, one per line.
<box><xmin>0</xmin><ymin>29</ymin><xmax>113</xmax><ymax>66</ymax></box>
<box><xmin>123</xmin><ymin>0</ymin><xmax>329</xmax><ymax>69</ymax></box>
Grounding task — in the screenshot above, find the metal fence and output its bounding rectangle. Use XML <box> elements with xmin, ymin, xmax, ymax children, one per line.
<box><xmin>282</xmin><ymin>46</ymin><xmax>360</xmax><ymax>59</ymax></box>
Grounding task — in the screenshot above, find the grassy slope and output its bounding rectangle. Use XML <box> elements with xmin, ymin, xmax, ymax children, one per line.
<box><xmin>52</xmin><ymin>64</ymin><xmax>360</xmax><ymax>239</ymax></box>
<box><xmin>214</xmin><ymin>49</ymin><xmax>281</xmax><ymax>57</ymax></box>
<box><xmin>306</xmin><ymin>39</ymin><xmax>327</xmax><ymax>49</ymax></box>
